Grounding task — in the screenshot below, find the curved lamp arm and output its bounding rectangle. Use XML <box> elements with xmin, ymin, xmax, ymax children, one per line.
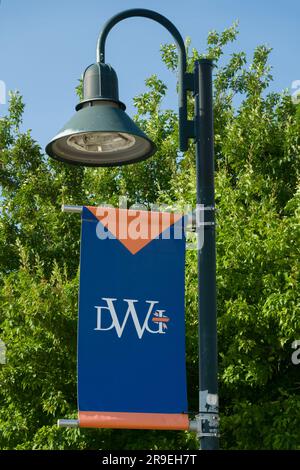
<box><xmin>97</xmin><ymin>8</ymin><xmax>194</xmax><ymax>152</ymax></box>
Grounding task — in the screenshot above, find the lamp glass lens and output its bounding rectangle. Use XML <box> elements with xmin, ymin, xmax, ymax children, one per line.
<box><xmin>67</xmin><ymin>132</ymin><xmax>135</xmax><ymax>153</ymax></box>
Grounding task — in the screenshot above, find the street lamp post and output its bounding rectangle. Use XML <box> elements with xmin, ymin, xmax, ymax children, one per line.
<box><xmin>46</xmin><ymin>8</ymin><xmax>219</xmax><ymax>450</ymax></box>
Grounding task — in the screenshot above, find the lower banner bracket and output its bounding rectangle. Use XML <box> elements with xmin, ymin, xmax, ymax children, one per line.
<box><xmin>57</xmin><ymin>419</ymin><xmax>79</xmax><ymax>428</ymax></box>
<box><xmin>192</xmin><ymin>413</ymin><xmax>220</xmax><ymax>438</ymax></box>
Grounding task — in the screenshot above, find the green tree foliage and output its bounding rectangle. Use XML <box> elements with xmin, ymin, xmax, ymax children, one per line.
<box><xmin>0</xmin><ymin>24</ymin><xmax>299</xmax><ymax>449</ymax></box>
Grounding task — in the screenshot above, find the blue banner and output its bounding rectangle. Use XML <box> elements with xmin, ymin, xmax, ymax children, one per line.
<box><xmin>77</xmin><ymin>206</ymin><xmax>188</xmax><ymax>430</ymax></box>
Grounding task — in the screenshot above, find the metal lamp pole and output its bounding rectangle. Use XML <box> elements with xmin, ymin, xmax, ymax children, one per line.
<box><xmin>195</xmin><ymin>60</ymin><xmax>219</xmax><ymax>450</ymax></box>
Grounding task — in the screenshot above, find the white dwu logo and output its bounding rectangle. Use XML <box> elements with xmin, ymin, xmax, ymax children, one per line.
<box><xmin>94</xmin><ymin>298</ymin><xmax>170</xmax><ymax>339</ymax></box>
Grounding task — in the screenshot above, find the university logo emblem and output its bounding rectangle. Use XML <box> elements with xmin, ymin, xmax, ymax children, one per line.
<box><xmin>94</xmin><ymin>298</ymin><xmax>170</xmax><ymax>339</ymax></box>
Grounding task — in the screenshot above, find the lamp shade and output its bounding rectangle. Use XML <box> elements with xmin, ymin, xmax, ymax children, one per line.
<box><xmin>45</xmin><ymin>63</ymin><xmax>156</xmax><ymax>166</ymax></box>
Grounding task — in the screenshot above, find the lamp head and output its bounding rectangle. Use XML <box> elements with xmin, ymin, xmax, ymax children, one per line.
<box><xmin>46</xmin><ymin>63</ymin><xmax>156</xmax><ymax>166</ymax></box>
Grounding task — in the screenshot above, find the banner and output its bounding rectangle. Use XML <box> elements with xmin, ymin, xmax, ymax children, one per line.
<box><xmin>77</xmin><ymin>206</ymin><xmax>188</xmax><ymax>430</ymax></box>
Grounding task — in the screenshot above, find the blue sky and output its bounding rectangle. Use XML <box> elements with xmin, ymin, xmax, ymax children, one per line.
<box><xmin>0</xmin><ymin>0</ymin><xmax>299</xmax><ymax>150</ymax></box>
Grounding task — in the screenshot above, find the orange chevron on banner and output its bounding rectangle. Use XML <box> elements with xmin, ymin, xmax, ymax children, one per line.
<box><xmin>87</xmin><ymin>206</ymin><xmax>183</xmax><ymax>255</ymax></box>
